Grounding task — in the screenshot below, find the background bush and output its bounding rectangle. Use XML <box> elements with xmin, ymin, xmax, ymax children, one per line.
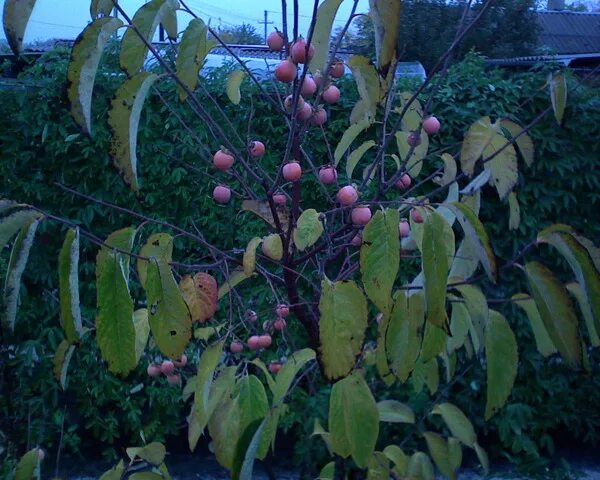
<box><xmin>1</xmin><ymin>46</ymin><xmax>598</xmax><ymax>473</ymax></box>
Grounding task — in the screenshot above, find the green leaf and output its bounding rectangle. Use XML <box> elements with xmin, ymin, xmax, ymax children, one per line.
<box><xmin>433</xmin><ymin>153</ymin><xmax>457</xmax><ymax>187</ymax></box>
<box><xmin>347</xmin><ymin>55</ymin><xmax>380</xmax><ymax>123</ymax></box>
<box><xmin>262</xmin><ymin>233</ymin><xmax>283</xmax><ymax>261</ymax></box>
<box><xmin>500</xmin><ymin>119</ymin><xmax>534</xmax><ymax>167</ymax></box>
<box><xmin>334</xmin><ymin>119</ymin><xmax>372</xmax><ymax>165</ymax></box>
<box><xmin>0</xmin><ymin>209</ymin><xmax>41</xmax><ymax>251</ymax></box>
<box><xmin>226</xmin><ymin>70</ymin><xmax>247</xmax><ymax>105</ymax></box>
<box><xmin>369</xmin><ymin>0</ymin><xmax>401</xmax><ymax>78</ymax></box>
<box><xmin>192</xmin><ymin>340</ymin><xmax>224</xmax><ymax>433</ymax></box>
<box><xmin>431</xmin><ymin>403</ymin><xmax>477</xmax><ymax>448</ymax></box>
<box><xmin>419</xmin><ymin>322</ymin><xmax>447</xmax><ymax>362</ymax></box>
<box><xmin>460</xmin><ymin>116</ymin><xmax>495</xmax><ymax>176</ymax></box>
<box><xmin>319</xmin><ymin>279</ymin><xmax>368</xmax><ymax>380</ymax></box>
<box><xmin>95</xmin><ymin>227</ymin><xmax>137</xmax><ymax>376</ymax></box>
<box><xmin>329</xmin><ymin>371</ymin><xmax>379</xmax><ymax>468</ymax></box>
<box><xmin>396</xmin><ymin>92</ymin><xmax>423</xmax><ymax>132</ymax></box>
<box><xmin>376</xmin><ymin>400</ymin><xmax>414</xmax><ymax>424</ymax></box>
<box><xmin>14</xmin><ymin>448</ymin><xmax>39</xmax><ymax>480</ymax></box>
<box><xmin>525</xmin><ymin>261</ymin><xmax>581</xmax><ymax>367</ymax></box>
<box><xmin>413</xmin><ymin>358</ymin><xmax>440</xmax><ymax>395</ymax></box>
<box><xmin>423</xmin><ymin>432</ymin><xmax>456</xmax><ymax>480</ymax></box>
<box><xmin>422</xmin><ymin>210</ymin><xmax>452</xmax><ymax>329</ymax></box>
<box><xmin>452</xmin><ymin>284</ymin><xmax>488</xmax><ymax>353</ymax></box>
<box><xmin>126</xmin><ymin>442</ymin><xmax>166</xmax><ymax>466</ymax></box>
<box><xmin>98</xmin><ymin>461</ymin><xmax>125</xmax><ymax>480</ymax></box>
<box><xmin>485</xmin><ymin>310</ymin><xmax>518</xmax><ymax>420</ymax></box>
<box><xmin>474</xmin><ymin>442</ymin><xmax>489</xmax><ymax>474</ymax></box>
<box><xmin>145</xmin><ymin>258</ymin><xmax>192</xmax><ymax>359</ymax></box>
<box><xmin>512</xmin><ymin>293</ymin><xmax>557</xmax><ymax>356</ymax></box>
<box><xmin>319</xmin><ymin>462</ymin><xmax>335</xmax><ymax>480</ymax></box>
<box><xmin>447</xmin><ymin>202</ymin><xmax>497</xmax><ymax>282</ymax></box>
<box><xmin>3</xmin><ymin>216</ymin><xmax>40</xmax><ymax>333</ymax></box>
<box><xmin>537</xmin><ymin>226</ymin><xmax>600</xmax><ymax>338</ymax></box>
<box><xmin>129</xmin><ymin>473</ymin><xmax>163</xmax><ymax>480</ymax></box>
<box><xmin>137</xmin><ymin>233</ymin><xmax>173</xmax><ymax>288</ymax></box>
<box><xmin>407</xmin><ymin>452</ymin><xmax>435</xmax><ymax>480</ymax></box>
<box><xmin>446</xmin><ymin>302</ymin><xmax>470</xmax><ymax>355</ymax></box>
<box><xmin>386</xmin><ymin>291</ymin><xmax>425</xmax><ymax>382</ymax></box>
<box><xmin>233</xmin><ymin>417</ymin><xmax>268</xmax><ymax>480</ymax></box>
<box><xmin>294</xmin><ymin>209</ymin><xmax>324</xmax><ymax>252</ymax></box>
<box><xmin>367</xmin><ymin>451</ymin><xmax>390</xmax><ymax>480</ymax></box>
<box><xmin>508</xmin><ymin>192</ymin><xmax>520</xmax><ymax>230</ymax></box>
<box><xmin>549</xmin><ymin>71</ymin><xmax>567</xmax><ymax>125</ymax></box>
<box><xmin>133</xmin><ymin>308</ymin><xmax>150</xmax><ymax>363</ymax></box>
<box><xmin>447</xmin><ymin>438</ymin><xmax>462</xmax><ymax>472</ymax></box>
<box><xmin>218</xmin><ymin>268</ymin><xmax>254</xmax><ymax>299</ymax></box>
<box><xmin>2</xmin><ymin>0</ymin><xmax>36</xmax><ymax>56</ymax></box>
<box><xmin>483</xmin><ymin>132</ymin><xmax>518</xmax><ymax>200</ymax></box>
<box><xmin>566</xmin><ymin>282</ymin><xmax>600</xmax><ymax>347</ymax></box>
<box><xmin>53</xmin><ymin>339</ymin><xmax>75</xmax><ymax>390</ymax></box>
<box><xmin>312</xmin><ymin>419</ymin><xmax>334</xmax><ymax>456</ymax></box>
<box><xmin>272</xmin><ymin>348</ymin><xmax>316</xmax><ymax>405</ymax></box>
<box><xmin>208</xmin><ymin>383</ymin><xmax>241</xmax><ymax>469</ymax></box>
<box><xmin>120</xmin><ymin>0</ymin><xmax>179</xmax><ymax>75</ymax></box>
<box><xmin>395</xmin><ymin>130</ymin><xmax>429</xmax><ymax>178</ymax></box>
<box><xmin>58</xmin><ymin>228</ymin><xmax>83</xmax><ymax>343</ymax></box>
<box><xmin>67</xmin><ymin>17</ymin><xmax>124</xmax><ymax>134</ymax></box>
<box><xmin>108</xmin><ymin>72</ymin><xmax>158</xmax><ymax>192</ymax></box>
<box><xmin>346</xmin><ymin>140</ymin><xmax>376</xmax><ymax>179</ymax></box>
<box><xmin>243</xmin><ymin>237</ymin><xmax>262</xmax><ymax>275</ymax></box>
<box><xmin>307</xmin><ymin>0</ymin><xmax>344</xmax><ymax>74</ymax></box>
<box><xmin>91</xmin><ymin>0</ymin><xmax>116</xmax><ymax>19</ymax></box>
<box><xmin>383</xmin><ymin>445</ymin><xmax>408</xmax><ymax>476</ymax></box>
<box><xmin>176</xmin><ymin>18</ymin><xmax>215</xmax><ymax>101</ymax></box>
<box><xmin>360</xmin><ymin>209</ymin><xmax>400</xmax><ymax>317</ymax></box>
<box><xmin>449</xmin><ymin>240</ymin><xmax>479</xmax><ymax>281</ymax></box>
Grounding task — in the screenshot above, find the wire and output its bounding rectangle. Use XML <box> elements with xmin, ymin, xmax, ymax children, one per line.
<box><xmin>29</xmin><ymin>20</ymin><xmax>85</xmax><ymax>30</ymax></box>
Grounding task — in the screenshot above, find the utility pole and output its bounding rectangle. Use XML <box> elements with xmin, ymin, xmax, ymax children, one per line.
<box><xmin>258</xmin><ymin>10</ymin><xmax>274</xmax><ymax>43</ymax></box>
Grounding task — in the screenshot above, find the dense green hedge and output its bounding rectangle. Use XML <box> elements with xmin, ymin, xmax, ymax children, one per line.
<box><xmin>1</xmin><ymin>47</ymin><xmax>599</xmax><ymax>474</ymax></box>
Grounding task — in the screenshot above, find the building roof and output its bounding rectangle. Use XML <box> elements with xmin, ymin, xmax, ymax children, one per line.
<box><xmin>536</xmin><ymin>10</ymin><xmax>600</xmax><ymax>54</ymax></box>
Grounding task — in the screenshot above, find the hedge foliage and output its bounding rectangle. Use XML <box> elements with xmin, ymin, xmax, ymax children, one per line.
<box><xmin>1</xmin><ymin>46</ymin><xmax>599</xmax><ymax>472</ymax></box>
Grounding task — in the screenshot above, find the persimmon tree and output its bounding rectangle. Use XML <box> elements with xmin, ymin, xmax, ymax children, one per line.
<box><xmin>3</xmin><ymin>0</ymin><xmax>599</xmax><ymax>479</ymax></box>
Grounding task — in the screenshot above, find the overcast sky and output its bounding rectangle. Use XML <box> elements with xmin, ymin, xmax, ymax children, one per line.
<box><xmin>0</xmin><ymin>0</ymin><xmax>371</xmax><ymax>44</ymax></box>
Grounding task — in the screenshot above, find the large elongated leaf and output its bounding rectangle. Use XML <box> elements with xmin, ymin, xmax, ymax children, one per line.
<box><xmin>176</xmin><ymin>18</ymin><xmax>215</xmax><ymax>101</ymax></box>
<box><xmin>14</xmin><ymin>448</ymin><xmax>39</xmax><ymax>480</ymax></box>
<box><xmin>226</xmin><ymin>70</ymin><xmax>246</xmax><ymax>105</ymax></box>
<box><xmin>369</xmin><ymin>0</ymin><xmax>400</xmax><ymax>92</ymax></box>
<box><xmin>0</xmin><ymin>209</ymin><xmax>41</xmax><ymax>251</ymax></box>
<box><xmin>53</xmin><ymin>339</ymin><xmax>76</xmax><ymax>390</ymax></box>
<box><xmin>133</xmin><ymin>308</ymin><xmax>150</xmax><ymax>362</ymax></box>
<box><xmin>446</xmin><ymin>202</ymin><xmax>496</xmax><ymax>282</ymax></box>
<box><xmin>329</xmin><ymin>372</ymin><xmax>379</xmax><ymax>468</ymax></box>
<box><xmin>2</xmin><ymin>0</ymin><xmax>36</xmax><ymax>56</ymax></box>
<box><xmin>3</xmin><ymin>217</ymin><xmax>40</xmax><ymax>333</ymax></box>
<box><xmin>208</xmin><ymin>389</ymin><xmax>241</xmax><ymax>470</ymax></box>
<box><xmin>407</xmin><ymin>452</ymin><xmax>435</xmax><ymax>480</ymax></box>
<box><xmin>307</xmin><ymin>0</ymin><xmax>344</xmax><ymax>74</ymax></box>
<box><xmin>319</xmin><ymin>279</ymin><xmax>368</xmax><ymax>380</ymax></box>
<box><xmin>243</xmin><ymin>237</ymin><xmax>262</xmax><ymax>275</ymax></box>
<box><xmin>347</xmin><ymin>141</ymin><xmax>377</xmax><ymax>179</ymax></box>
<box><xmin>233</xmin><ymin>417</ymin><xmax>268</xmax><ymax>480</ymax></box>
<box><xmin>360</xmin><ymin>209</ymin><xmax>400</xmax><ymax>317</ymax></box>
<box><xmin>482</xmin><ymin>132</ymin><xmax>518</xmax><ymax>200</ymax></box>
<box><xmin>180</xmin><ymin>272</ymin><xmax>218</xmax><ymax>323</ymax></box>
<box><xmin>348</xmin><ymin>55</ymin><xmax>380</xmax><ymax>123</ymax></box>
<box><xmin>120</xmin><ymin>0</ymin><xmax>180</xmax><ymax>75</ymax></box>
<box><xmin>446</xmin><ymin>302</ymin><xmax>470</xmax><ymax>354</ymax></box>
<box><xmin>145</xmin><ymin>258</ymin><xmax>192</xmax><ymax>359</ymax></box>
<box><xmin>334</xmin><ymin>119</ymin><xmax>372</xmax><ymax>165</ymax></box>
<box><xmin>460</xmin><ymin>117</ymin><xmax>495</xmax><ymax>176</ymax></box>
<box><xmin>508</xmin><ymin>192</ymin><xmax>520</xmax><ymax>230</ymax></box>
<box><xmin>422</xmin><ymin>210</ymin><xmax>452</xmax><ymax>329</ymax></box>
<box><xmin>95</xmin><ymin>227</ymin><xmax>137</xmax><ymax>376</ymax></box>
<box><xmin>423</xmin><ymin>432</ymin><xmax>457</xmax><ymax>480</ymax></box>
<box><xmin>512</xmin><ymin>293</ymin><xmax>557</xmax><ymax>357</ymax></box>
<box><xmin>549</xmin><ymin>71</ymin><xmax>567</xmax><ymax>125</ymax></box>
<box><xmin>272</xmin><ymin>348</ymin><xmax>316</xmax><ymax>405</ymax></box>
<box><xmin>452</xmin><ymin>284</ymin><xmax>488</xmax><ymax>353</ymax></box>
<box><xmin>433</xmin><ymin>153</ymin><xmax>458</xmax><ymax>187</ymax></box>
<box><xmin>449</xmin><ymin>240</ymin><xmax>479</xmax><ymax>281</ymax></box>
<box><xmin>431</xmin><ymin>403</ymin><xmax>477</xmax><ymax>448</ymax></box>
<box><xmin>500</xmin><ymin>119</ymin><xmax>534</xmax><ymax>167</ymax></box>
<box><xmin>294</xmin><ymin>209</ymin><xmax>324</xmax><ymax>251</ymax></box>
<box><xmin>67</xmin><ymin>17</ymin><xmax>124</xmax><ymax>134</ymax></box>
<box><xmin>485</xmin><ymin>310</ymin><xmax>518</xmax><ymax>420</ymax></box>
<box><xmin>537</xmin><ymin>226</ymin><xmax>600</xmax><ymax>337</ymax></box>
<box><xmin>566</xmin><ymin>282</ymin><xmax>599</xmax><ymax>347</ymax></box>
<box><xmin>137</xmin><ymin>233</ymin><xmax>173</xmax><ymax>288</ymax></box>
<box><xmin>525</xmin><ymin>261</ymin><xmax>581</xmax><ymax>367</ymax></box>
<box><xmin>108</xmin><ymin>72</ymin><xmax>158</xmax><ymax>192</ymax></box>
<box><xmin>58</xmin><ymin>228</ymin><xmax>83</xmax><ymax>343</ymax></box>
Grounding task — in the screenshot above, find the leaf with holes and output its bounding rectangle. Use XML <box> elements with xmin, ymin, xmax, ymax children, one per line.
<box><xmin>58</xmin><ymin>228</ymin><xmax>83</xmax><ymax>343</ymax></box>
<box><xmin>294</xmin><ymin>209</ymin><xmax>324</xmax><ymax>252</ymax></box>
<box><xmin>180</xmin><ymin>272</ymin><xmax>218</xmax><ymax>323</ymax></box>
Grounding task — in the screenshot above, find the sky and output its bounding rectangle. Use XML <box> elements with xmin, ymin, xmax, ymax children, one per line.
<box><xmin>0</xmin><ymin>0</ymin><xmax>371</xmax><ymax>44</ymax></box>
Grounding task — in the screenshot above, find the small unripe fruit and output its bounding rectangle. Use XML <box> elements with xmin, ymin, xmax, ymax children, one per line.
<box><xmin>395</xmin><ymin>174</ymin><xmax>412</xmax><ymax>189</ymax></box>
<box><xmin>291</xmin><ymin>37</ymin><xmax>315</xmax><ymax>64</ymax></box>
<box><xmin>337</xmin><ymin>185</ymin><xmax>358</xmax><ymax>205</ymax></box>
<box><xmin>259</xmin><ymin>334</ymin><xmax>272</xmax><ymax>348</ymax></box>
<box><xmin>213</xmin><ymin>185</ymin><xmax>231</xmax><ymax>204</ymax></box>
<box><xmin>230</xmin><ymin>341</ymin><xmax>244</xmax><ymax>353</ymax></box>
<box><xmin>267</xmin><ymin>30</ymin><xmax>285</xmax><ymax>51</ymax></box>
<box><xmin>283</xmin><ymin>162</ymin><xmax>302</xmax><ymax>182</ymax></box>
<box><xmin>423</xmin><ymin>116</ymin><xmax>441</xmax><ymax>135</ymax></box>
<box><xmin>284</xmin><ymin>94</ymin><xmax>305</xmax><ymax>112</ymax></box>
<box><xmin>174</xmin><ymin>354</ymin><xmax>187</xmax><ymax>368</ymax></box>
<box><xmin>213</xmin><ymin>149</ymin><xmax>234</xmax><ymax>171</ymax></box>
<box><xmin>249</xmin><ymin>140</ymin><xmax>265</xmax><ymax>158</ymax></box>
<box><xmin>246</xmin><ymin>310</ymin><xmax>258</xmax><ymax>322</ymax></box>
<box><xmin>276</xmin><ymin>304</ymin><xmax>290</xmax><ymax>317</ymax></box>
<box><xmin>297</xmin><ymin>102</ymin><xmax>313</xmax><ymax>121</ymax></box>
<box><xmin>161</xmin><ymin>360</ymin><xmax>175</xmax><ymax>376</ymax></box>
<box><xmin>147</xmin><ymin>363</ymin><xmax>161</xmax><ymax>377</ymax></box>
<box><xmin>275</xmin><ymin>59</ymin><xmax>297</xmax><ymax>83</ymax></box>
<box><xmin>351</xmin><ymin>233</ymin><xmax>362</xmax><ymax>247</ymax></box>
<box><xmin>36</xmin><ymin>448</ymin><xmax>45</xmax><ymax>461</ymax></box>
<box><xmin>399</xmin><ymin>220</ymin><xmax>411</xmax><ymax>238</ymax></box>
<box><xmin>269</xmin><ymin>362</ymin><xmax>283</xmax><ymax>374</ymax></box>
<box><xmin>351</xmin><ymin>206</ymin><xmax>372</xmax><ymax>225</ymax></box>
<box><xmin>319</xmin><ymin>165</ymin><xmax>338</xmax><ymax>184</ymax></box>
<box><xmin>166</xmin><ymin>374</ymin><xmax>181</xmax><ymax>385</ymax></box>
<box><xmin>407</xmin><ymin>133</ymin><xmax>422</xmax><ymax>147</ymax></box>
<box><xmin>273</xmin><ymin>192</ymin><xmax>287</xmax><ymax>205</ymax></box>
<box><xmin>311</xmin><ymin>107</ymin><xmax>327</xmax><ymax>126</ymax></box>
<box><xmin>248</xmin><ymin>335</ymin><xmax>262</xmax><ymax>350</ymax></box>
<box><xmin>300</xmin><ymin>76</ymin><xmax>317</xmax><ymax>97</ymax></box>
<box><xmin>330</xmin><ymin>60</ymin><xmax>345</xmax><ymax>78</ymax></box>
<box><xmin>323</xmin><ymin>85</ymin><xmax>341</xmax><ymax>104</ymax></box>
<box><xmin>274</xmin><ymin>318</ymin><xmax>287</xmax><ymax>331</ymax></box>
<box><xmin>411</xmin><ymin>208</ymin><xmax>424</xmax><ymax>224</ymax></box>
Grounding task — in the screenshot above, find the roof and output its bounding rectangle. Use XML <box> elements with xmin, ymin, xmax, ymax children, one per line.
<box><xmin>486</xmin><ymin>52</ymin><xmax>600</xmax><ymax>68</ymax></box>
<box><xmin>536</xmin><ymin>10</ymin><xmax>600</xmax><ymax>54</ymax></box>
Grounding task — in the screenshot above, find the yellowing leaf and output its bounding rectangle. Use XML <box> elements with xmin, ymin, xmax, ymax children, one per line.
<box><xmin>180</xmin><ymin>272</ymin><xmax>218</xmax><ymax>323</ymax></box>
<box><xmin>0</xmin><ymin>208</ymin><xmax>41</xmax><ymax>250</ymax></box>
<box><xmin>108</xmin><ymin>72</ymin><xmax>158</xmax><ymax>192</ymax></box>
<box><xmin>272</xmin><ymin>348</ymin><xmax>316</xmax><ymax>405</ymax></box>
<box><xmin>346</xmin><ymin>140</ymin><xmax>377</xmax><ymax>179</ymax></box>
<box><xmin>395</xmin><ymin>130</ymin><xmax>429</xmax><ymax>178</ymax></box>
<box><xmin>460</xmin><ymin>116</ymin><xmax>495</xmax><ymax>176</ymax></box>
<box><xmin>2</xmin><ymin>0</ymin><xmax>36</xmax><ymax>56</ymax></box>
<box><xmin>483</xmin><ymin>132</ymin><xmax>518</xmax><ymax>200</ymax></box>
<box><xmin>407</xmin><ymin>452</ymin><xmax>435</xmax><ymax>480</ymax></box>
<box><xmin>262</xmin><ymin>233</ymin><xmax>283</xmax><ymax>261</ymax></box>
<box><xmin>334</xmin><ymin>119</ymin><xmax>372</xmax><ymax>165</ymax></box>
<box><xmin>512</xmin><ymin>293</ymin><xmax>557</xmax><ymax>356</ymax></box>
<box><xmin>218</xmin><ymin>268</ymin><xmax>254</xmax><ymax>299</ymax></box>
<box><xmin>508</xmin><ymin>192</ymin><xmax>520</xmax><ymax>230</ymax></box>
<box><xmin>383</xmin><ymin>445</ymin><xmax>408</xmax><ymax>477</ymax></box>
<box><xmin>431</xmin><ymin>403</ymin><xmax>477</xmax><ymax>448</ymax></box>
<box><xmin>58</xmin><ymin>228</ymin><xmax>83</xmax><ymax>343</ymax></box>
<box><xmin>566</xmin><ymin>282</ymin><xmax>600</xmax><ymax>347</ymax></box>
<box><xmin>67</xmin><ymin>17</ymin><xmax>124</xmax><ymax>134</ymax></box>
<box><xmin>348</xmin><ymin>55</ymin><xmax>381</xmax><ymax>122</ymax></box>
<box><xmin>137</xmin><ymin>233</ymin><xmax>174</xmax><ymax>288</ymax></box>
<box><xmin>396</xmin><ymin>92</ymin><xmax>423</xmax><ymax>132</ymax></box>
<box><xmin>226</xmin><ymin>70</ymin><xmax>246</xmax><ymax>105</ymax></box>
<box><xmin>500</xmin><ymin>119</ymin><xmax>534</xmax><ymax>167</ymax></box>
<box><xmin>14</xmin><ymin>448</ymin><xmax>39</xmax><ymax>480</ymax></box>
<box><xmin>133</xmin><ymin>308</ymin><xmax>150</xmax><ymax>363</ymax></box>
<box><xmin>176</xmin><ymin>18</ymin><xmax>215</xmax><ymax>101</ymax></box>
<box><xmin>243</xmin><ymin>237</ymin><xmax>262</xmax><ymax>275</ymax></box>
<box><xmin>90</xmin><ymin>0</ymin><xmax>115</xmax><ymax>19</ymax></box>
<box><xmin>377</xmin><ymin>400</ymin><xmax>415</xmax><ymax>424</ymax></box>
<box><xmin>549</xmin><ymin>71</ymin><xmax>567</xmax><ymax>125</ymax></box>
<box><xmin>423</xmin><ymin>432</ymin><xmax>457</xmax><ymax>480</ymax></box>
<box><xmin>241</xmin><ymin>200</ymin><xmax>290</xmax><ymax>231</ymax></box>
<box><xmin>294</xmin><ymin>209</ymin><xmax>324</xmax><ymax>252</ymax></box>
<box><xmin>319</xmin><ymin>279</ymin><xmax>368</xmax><ymax>380</ymax></box>
<box><xmin>485</xmin><ymin>310</ymin><xmax>518</xmax><ymax>420</ymax></box>
<box><xmin>329</xmin><ymin>372</ymin><xmax>379</xmax><ymax>468</ymax></box>
<box><xmin>53</xmin><ymin>339</ymin><xmax>76</xmax><ymax>390</ymax></box>
<box><xmin>369</xmin><ymin>0</ymin><xmax>400</xmax><ymax>95</ymax></box>
<box><xmin>307</xmin><ymin>0</ymin><xmax>344</xmax><ymax>74</ymax></box>
<box><xmin>126</xmin><ymin>442</ymin><xmax>166</xmax><ymax>466</ymax></box>
<box><xmin>433</xmin><ymin>153</ymin><xmax>457</xmax><ymax>187</ymax></box>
